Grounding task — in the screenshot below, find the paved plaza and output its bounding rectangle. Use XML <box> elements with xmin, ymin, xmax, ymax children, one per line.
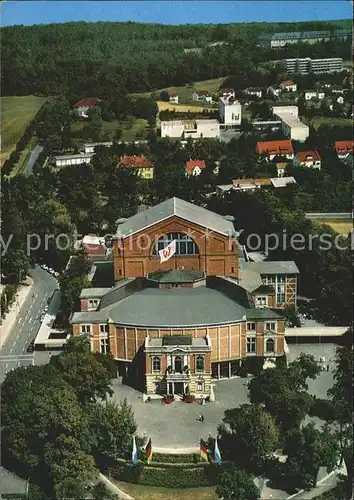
<box><xmin>110</xmin><ymin>343</ymin><xmax>338</xmax><ymax>448</ymax></box>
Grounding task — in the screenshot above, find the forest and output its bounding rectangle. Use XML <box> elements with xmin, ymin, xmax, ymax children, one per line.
<box><xmin>2</xmin><ymin>19</ymin><xmax>351</xmax><ymax>97</ymax></box>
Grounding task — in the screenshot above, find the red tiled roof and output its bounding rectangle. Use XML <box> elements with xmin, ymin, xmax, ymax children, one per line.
<box><xmin>196</xmin><ymin>90</ymin><xmax>210</xmax><ymax>96</ymax></box>
<box><xmin>185</xmin><ymin>160</ymin><xmax>206</xmax><ymax>173</ymax></box>
<box><xmin>74</xmin><ymin>97</ymin><xmax>101</xmax><ymax>108</ymax></box>
<box><xmin>245</xmin><ymin>87</ymin><xmax>262</xmax><ymax>93</ymax></box>
<box><xmin>334</xmin><ymin>140</ymin><xmax>354</xmax><ymax>154</ymax></box>
<box><xmin>233</xmin><ymin>178</ymin><xmax>272</xmax><ymax>186</ymax></box>
<box><xmin>256</xmin><ymin>140</ymin><xmax>294</xmax><ymax>156</ymax></box>
<box><xmin>282</xmin><ymin>80</ymin><xmax>296</xmax><ymax>86</ymax></box>
<box><xmin>220</xmin><ymin>88</ymin><xmax>235</xmax><ymax>94</ymax></box>
<box><xmin>82</xmin><ymin>243</ymin><xmax>105</xmax><ymax>256</ymax></box>
<box><xmin>296</xmin><ymin>150</ymin><xmax>321</xmax><ymax>162</ymax></box>
<box><xmin>118</xmin><ymin>155</ymin><xmax>154</xmax><ymax>168</ymax></box>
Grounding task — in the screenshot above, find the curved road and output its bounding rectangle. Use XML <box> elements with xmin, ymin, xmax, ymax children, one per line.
<box><xmin>0</xmin><ymin>265</ymin><xmax>58</xmax><ymax>382</ymax></box>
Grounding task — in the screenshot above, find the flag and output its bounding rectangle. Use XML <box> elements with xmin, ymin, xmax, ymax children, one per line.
<box><xmin>214</xmin><ymin>437</ymin><xmax>222</xmax><ymax>465</ymax></box>
<box><xmin>200</xmin><ymin>439</ymin><xmax>208</xmax><ymax>462</ymax></box>
<box><xmin>145</xmin><ymin>438</ymin><xmax>152</xmax><ymax>464</ymax></box>
<box><xmin>131</xmin><ymin>435</ymin><xmax>138</xmax><ymax>466</ymax></box>
<box><xmin>159</xmin><ymin>240</ymin><xmax>176</xmax><ymax>263</ymax></box>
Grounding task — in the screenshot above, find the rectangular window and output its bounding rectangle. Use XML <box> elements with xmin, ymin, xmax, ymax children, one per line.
<box><xmin>247</xmin><ymin>322</ymin><xmax>256</xmax><ymax>331</ymax></box>
<box><xmin>265</xmin><ymin>322</ymin><xmax>276</xmax><ymax>332</ymax></box>
<box><xmin>277</xmin><ymin>293</ymin><xmax>285</xmax><ymax>303</ymax></box>
<box><xmin>88</xmin><ymin>299</ymin><xmax>99</xmax><ymax>309</ymax></box>
<box><xmin>256</xmin><ymin>296</ymin><xmax>267</xmax><ymax>306</ymax></box>
<box><xmin>100</xmin><ymin>338</ymin><xmax>109</xmax><ymax>354</ymax></box>
<box><xmin>246</xmin><ymin>336</ymin><xmax>256</xmax><ymax>354</ymax></box>
<box><xmin>197</xmin><ymin>382</ymin><xmax>204</xmax><ymax>392</ymax></box>
<box><xmin>81</xmin><ymin>324</ymin><xmax>91</xmax><ymax>334</ymax></box>
<box><xmin>100</xmin><ymin>324</ymin><xmax>109</xmax><ymax>334</ymax></box>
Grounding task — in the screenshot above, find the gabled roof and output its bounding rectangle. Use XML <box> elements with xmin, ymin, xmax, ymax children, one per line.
<box><xmin>256</xmin><ymin>140</ymin><xmax>294</xmax><ymax>156</ymax></box>
<box><xmin>334</xmin><ymin>140</ymin><xmax>354</xmax><ymax>154</ymax></box>
<box><xmin>185</xmin><ymin>160</ymin><xmax>206</xmax><ymax>173</ymax></box>
<box><xmin>115</xmin><ymin>197</ymin><xmax>237</xmax><ymax>238</ymax></box>
<box><xmin>74</xmin><ymin>97</ymin><xmax>100</xmax><ymax>108</ymax></box>
<box><xmin>118</xmin><ymin>155</ymin><xmax>154</xmax><ymax>168</ymax></box>
<box><xmin>148</xmin><ymin>269</ymin><xmax>204</xmax><ymax>283</ymax></box>
<box><xmin>296</xmin><ymin>151</ymin><xmax>321</xmax><ymax>162</ymax></box>
<box><xmin>245</xmin><ymin>87</ymin><xmax>262</xmax><ymax>93</ymax></box>
<box><xmin>241</xmin><ymin>261</ymin><xmax>300</xmax><ymax>275</ymax></box>
<box><xmin>195</xmin><ymin>90</ymin><xmax>210</xmax><ymax>96</ymax></box>
<box><xmin>270</xmin><ymin>176</ymin><xmax>296</xmax><ymax>188</ymax></box>
<box><xmin>282</xmin><ymin>80</ymin><xmax>296</xmax><ymax>86</ymax></box>
<box><xmin>233</xmin><ymin>178</ymin><xmax>272</xmax><ymax>187</ymax></box>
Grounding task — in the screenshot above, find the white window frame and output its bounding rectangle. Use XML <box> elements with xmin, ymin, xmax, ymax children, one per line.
<box><xmin>100</xmin><ymin>337</ymin><xmax>109</xmax><ymax>354</ymax></box>
<box><xmin>246</xmin><ymin>336</ymin><xmax>257</xmax><ymax>354</ymax></box>
<box><xmin>265</xmin><ymin>322</ymin><xmax>277</xmax><ymax>332</ymax></box>
<box><xmin>265</xmin><ymin>337</ymin><xmax>276</xmax><ymax>353</ymax></box>
<box><xmin>196</xmin><ymin>355</ymin><xmax>204</xmax><ymax>373</ymax></box>
<box><xmin>152</xmin><ymin>356</ymin><xmax>161</xmax><ymax>373</ymax></box>
<box><xmin>81</xmin><ymin>324</ymin><xmax>91</xmax><ymax>334</ymax></box>
<box><xmin>247</xmin><ymin>322</ymin><xmax>256</xmax><ymax>332</ymax></box>
<box><xmin>197</xmin><ymin>382</ymin><xmax>204</xmax><ymax>392</ymax></box>
<box><xmin>263</xmin><ymin>275</ymin><xmax>287</xmax><ymax>304</ymax></box>
<box><xmin>256</xmin><ymin>296</ymin><xmax>267</xmax><ymax>307</ymax></box>
<box><xmin>88</xmin><ymin>299</ymin><xmax>99</xmax><ymax>309</ymax></box>
<box><xmin>100</xmin><ymin>324</ymin><xmax>109</xmax><ymax>334</ymax></box>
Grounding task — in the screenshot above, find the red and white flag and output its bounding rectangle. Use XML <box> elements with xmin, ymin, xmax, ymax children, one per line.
<box><xmin>159</xmin><ymin>240</ymin><xmax>176</xmax><ymax>263</ymax></box>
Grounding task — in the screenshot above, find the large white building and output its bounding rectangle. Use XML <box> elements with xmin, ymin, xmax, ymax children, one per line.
<box><xmin>83</xmin><ymin>142</ymin><xmax>113</xmax><ymax>154</ymax></box>
<box><xmin>272</xmin><ymin>106</ymin><xmax>309</xmax><ymax>142</ymax></box>
<box><xmin>160</xmin><ymin>120</ymin><xmax>220</xmax><ymax>139</ymax></box>
<box><xmin>283</xmin><ymin>57</ymin><xmax>343</xmax><ymax>75</ymax></box>
<box><xmin>54</xmin><ymin>153</ymin><xmax>94</xmax><ymax>168</ymax></box>
<box><xmin>218</xmin><ymin>96</ymin><xmax>242</xmax><ymax>126</ymax></box>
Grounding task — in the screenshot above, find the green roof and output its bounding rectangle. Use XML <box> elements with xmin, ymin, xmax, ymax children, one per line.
<box><xmin>162</xmin><ymin>335</ymin><xmax>192</xmax><ymax>346</ymax></box>
<box><xmin>148</xmin><ymin>269</ymin><xmax>204</xmax><ymax>283</ymax></box>
<box><xmin>246</xmin><ymin>308</ymin><xmax>283</xmax><ymax>320</ymax></box>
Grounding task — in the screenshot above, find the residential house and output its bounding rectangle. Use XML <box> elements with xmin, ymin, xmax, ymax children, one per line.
<box><xmin>256</xmin><ymin>139</ymin><xmax>294</xmax><ymax>160</ymax></box>
<box><xmin>294</xmin><ymin>151</ymin><xmax>321</xmax><ymax>170</ymax></box>
<box><xmin>244</xmin><ymin>87</ymin><xmax>262</xmax><ymax>98</ymax></box>
<box><xmin>219</xmin><ymin>88</ymin><xmax>236</xmax><ymax>99</ymax></box>
<box><xmin>73</xmin><ymin>97</ymin><xmax>101</xmax><ymax>118</ymax></box>
<box><xmin>270</xmin><ymin>177</ymin><xmax>296</xmax><ymax>188</ymax></box>
<box><xmin>336</xmin><ymin>96</ymin><xmax>344</xmax><ymax>104</ymax></box>
<box><xmin>216</xmin><ymin>178</ymin><xmax>272</xmax><ymax>196</ymax></box>
<box><xmin>192</xmin><ymin>91</ymin><xmax>213</xmax><ymax>103</ymax></box>
<box><xmin>54</xmin><ymin>153</ymin><xmax>94</xmax><ymax>167</ymax></box>
<box><xmin>280</xmin><ymin>81</ymin><xmax>297</xmax><ymax>92</ymax></box>
<box><xmin>267</xmin><ymin>86</ymin><xmax>282</xmax><ymax>98</ymax></box>
<box><xmin>161</xmin><ymin>119</ymin><xmax>220</xmax><ymax>139</ymax></box>
<box><xmin>185</xmin><ymin>160</ymin><xmax>206</xmax><ymax>176</ymax></box>
<box><xmin>218</xmin><ymin>96</ymin><xmax>242</xmax><ymax>125</ymax></box>
<box><xmin>168</xmin><ymin>93</ymin><xmax>179</xmax><ymax>104</ymax></box>
<box><xmin>118</xmin><ymin>155</ymin><xmax>154</xmax><ymax>179</ymax></box>
<box><xmin>304</xmin><ymin>91</ymin><xmax>325</xmax><ymax>100</ymax></box>
<box><xmin>334</xmin><ymin>140</ymin><xmax>354</xmax><ymax>159</ymax></box>
<box><xmin>81</xmin><ymin>235</ymin><xmax>107</xmax><ymax>260</ymax></box>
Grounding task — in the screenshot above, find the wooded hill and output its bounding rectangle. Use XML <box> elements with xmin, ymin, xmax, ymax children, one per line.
<box><xmin>2</xmin><ymin>20</ymin><xmax>351</xmax><ymax>97</ymax></box>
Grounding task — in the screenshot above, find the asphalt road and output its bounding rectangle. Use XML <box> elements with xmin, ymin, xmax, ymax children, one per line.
<box><xmin>0</xmin><ymin>265</ymin><xmax>58</xmax><ymax>382</ymax></box>
<box><xmin>24</xmin><ymin>143</ymin><xmax>43</xmax><ymax>176</ymax></box>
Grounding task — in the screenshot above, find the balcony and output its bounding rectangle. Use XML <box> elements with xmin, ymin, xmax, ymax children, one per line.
<box><xmin>166</xmin><ymin>370</ymin><xmax>191</xmax><ymax>382</ymax></box>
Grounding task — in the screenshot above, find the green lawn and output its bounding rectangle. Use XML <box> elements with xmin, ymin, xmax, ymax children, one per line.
<box><xmin>1</xmin><ymin>95</ymin><xmax>47</xmax><ymax>167</ymax></box>
<box><xmin>110</xmin><ymin>479</ymin><xmax>218</xmax><ymax>500</ymax></box>
<box><xmin>306</xmin><ymin>117</ymin><xmax>353</xmax><ymax>130</ymax></box>
<box><xmin>132</xmin><ymin>77</ymin><xmax>227</xmax><ymax>106</ymax></box>
<box><xmin>71</xmin><ymin>118</ymin><xmax>149</xmax><ymax>145</ymax></box>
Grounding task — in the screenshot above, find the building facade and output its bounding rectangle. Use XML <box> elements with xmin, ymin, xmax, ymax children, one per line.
<box><xmin>272</xmin><ymin>106</ymin><xmax>309</xmax><ymax>142</ymax></box>
<box><xmin>283</xmin><ymin>57</ymin><xmax>343</xmax><ymax>75</ymax></box>
<box><xmin>218</xmin><ymin>96</ymin><xmax>242</xmax><ymax>126</ymax></box>
<box><xmin>161</xmin><ymin>120</ymin><xmax>220</xmax><ymax>139</ymax></box>
<box><xmin>71</xmin><ymin>198</ymin><xmax>299</xmax><ymax>397</ymax></box>
<box><xmin>54</xmin><ymin>153</ymin><xmax>94</xmax><ymax>167</ymax></box>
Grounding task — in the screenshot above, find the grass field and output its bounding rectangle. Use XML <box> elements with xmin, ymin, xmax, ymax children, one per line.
<box><xmin>1</xmin><ymin>95</ymin><xmax>47</xmax><ymax>167</ymax></box>
<box><xmin>132</xmin><ymin>77</ymin><xmax>226</xmax><ymax>105</ymax></box>
<box><xmin>71</xmin><ymin>117</ymin><xmax>149</xmax><ymax>144</ymax></box>
<box><xmin>311</xmin><ymin>219</ymin><xmax>353</xmax><ymax>235</ymax></box>
<box><xmin>307</xmin><ymin>117</ymin><xmax>353</xmax><ymax>130</ymax></box>
<box><xmin>110</xmin><ymin>480</ymin><xmax>218</xmax><ymax>500</ymax></box>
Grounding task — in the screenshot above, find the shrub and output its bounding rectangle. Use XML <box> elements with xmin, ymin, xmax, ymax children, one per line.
<box><xmin>242</xmin><ymin>356</ymin><xmax>264</xmax><ymax>376</ymax></box>
<box><xmin>276</xmin><ymin>355</ymin><xmax>287</xmax><ymax>370</ymax></box>
<box><xmin>152</xmin><ymin>453</ymin><xmax>201</xmax><ymax>464</ymax></box>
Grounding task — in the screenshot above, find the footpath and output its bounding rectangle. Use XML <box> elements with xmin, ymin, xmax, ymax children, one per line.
<box><xmin>0</xmin><ymin>280</ymin><xmax>33</xmax><ymax>349</ymax></box>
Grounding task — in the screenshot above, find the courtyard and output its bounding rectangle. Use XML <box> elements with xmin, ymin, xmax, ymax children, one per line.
<box><xmin>109</xmin><ymin>343</ymin><xmax>337</xmax><ymax>449</ymax></box>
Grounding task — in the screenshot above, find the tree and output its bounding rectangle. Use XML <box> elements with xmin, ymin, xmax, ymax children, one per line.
<box><xmin>216</xmin><ymin>464</ymin><xmax>259</xmax><ymax>500</ymax></box>
<box><xmin>1</xmin><ymin>248</ymin><xmax>29</xmax><ymax>283</ymax></box>
<box><xmin>91</xmin><ymin>482</ymin><xmax>119</xmax><ymax>500</ymax></box>
<box><xmin>50</xmin><ymin>336</ymin><xmax>113</xmax><ymax>403</ymax></box>
<box><xmin>88</xmin><ymin>399</ymin><xmax>137</xmax><ymax>468</ymax></box>
<box><xmin>218</xmin><ymin>404</ymin><xmax>279</xmax><ymax>472</ymax></box>
<box><xmin>283</xmin><ymin>423</ymin><xmax>340</xmax><ymax>490</ymax></box>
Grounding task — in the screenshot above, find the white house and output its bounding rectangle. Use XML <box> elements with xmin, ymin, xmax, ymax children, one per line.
<box><xmin>218</xmin><ymin>96</ymin><xmax>242</xmax><ymax>126</ymax></box>
<box><xmin>192</xmin><ymin>91</ymin><xmax>213</xmax><ymax>103</ymax></box>
<box><xmin>280</xmin><ymin>80</ymin><xmax>297</xmax><ymax>92</ymax></box>
<box><xmin>185</xmin><ymin>160</ymin><xmax>206</xmax><ymax>176</ymax></box>
<box><xmin>244</xmin><ymin>87</ymin><xmax>263</xmax><ymax>98</ymax></box>
<box><xmin>336</xmin><ymin>96</ymin><xmax>344</xmax><ymax>104</ymax></box>
<box><xmin>267</xmin><ymin>86</ymin><xmax>282</xmax><ymax>98</ymax></box>
<box><xmin>168</xmin><ymin>93</ymin><xmax>179</xmax><ymax>104</ymax></box>
<box><xmin>161</xmin><ymin>119</ymin><xmax>220</xmax><ymax>139</ymax></box>
<box><xmin>294</xmin><ymin>151</ymin><xmax>321</xmax><ymax>170</ymax></box>
<box><xmin>219</xmin><ymin>88</ymin><xmax>236</xmax><ymax>99</ymax></box>
<box><xmin>83</xmin><ymin>142</ymin><xmax>113</xmax><ymax>154</ymax></box>
<box><xmin>270</xmin><ymin>176</ymin><xmax>296</xmax><ymax>188</ymax></box>
<box><xmin>304</xmin><ymin>90</ymin><xmax>325</xmax><ymax>100</ymax></box>
<box><xmin>54</xmin><ymin>153</ymin><xmax>94</xmax><ymax>168</ymax></box>
<box><xmin>73</xmin><ymin>98</ymin><xmax>101</xmax><ymax>118</ymax></box>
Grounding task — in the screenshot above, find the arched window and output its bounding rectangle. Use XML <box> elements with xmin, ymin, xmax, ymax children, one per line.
<box><xmin>266</xmin><ymin>338</ymin><xmax>275</xmax><ymax>353</ymax></box>
<box><xmin>174</xmin><ymin>356</ymin><xmax>183</xmax><ymax>373</ymax></box>
<box><xmin>152</xmin><ymin>356</ymin><xmax>161</xmax><ymax>372</ymax></box>
<box><xmin>196</xmin><ymin>355</ymin><xmax>204</xmax><ymax>373</ymax></box>
<box><xmin>154</xmin><ymin>233</ymin><xmax>199</xmax><ymax>256</ymax></box>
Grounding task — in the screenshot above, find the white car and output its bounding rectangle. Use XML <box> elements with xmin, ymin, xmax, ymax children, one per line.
<box><xmin>41</xmin><ymin>264</ymin><xmax>48</xmax><ymax>271</ymax></box>
<box><xmin>53</xmin><ymin>271</ymin><xmax>59</xmax><ymax>278</ymax></box>
<box><xmin>48</xmin><ymin>268</ymin><xmax>55</xmax><ymax>275</ymax></box>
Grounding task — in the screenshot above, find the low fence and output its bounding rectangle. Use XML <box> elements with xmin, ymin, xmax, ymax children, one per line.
<box><xmin>305</xmin><ymin>212</ymin><xmax>353</xmax><ymax>220</ymax></box>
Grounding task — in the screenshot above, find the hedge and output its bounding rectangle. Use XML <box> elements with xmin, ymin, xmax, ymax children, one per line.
<box><xmin>151</xmin><ymin>453</ymin><xmax>201</xmax><ymax>463</ymax></box>
<box><xmin>110</xmin><ymin>462</ymin><xmax>218</xmax><ymax>488</ymax></box>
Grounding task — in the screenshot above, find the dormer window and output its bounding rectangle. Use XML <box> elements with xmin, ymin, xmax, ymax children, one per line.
<box><xmin>88</xmin><ymin>299</ymin><xmax>99</xmax><ymax>309</ymax></box>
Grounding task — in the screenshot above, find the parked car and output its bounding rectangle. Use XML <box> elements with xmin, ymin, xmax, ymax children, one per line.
<box><xmin>53</xmin><ymin>271</ymin><xmax>59</xmax><ymax>278</ymax></box>
<box><xmin>41</xmin><ymin>264</ymin><xmax>48</xmax><ymax>271</ymax></box>
<box><xmin>48</xmin><ymin>268</ymin><xmax>55</xmax><ymax>275</ymax></box>
<box><xmin>27</xmin><ymin>340</ymin><xmax>35</xmax><ymax>353</ymax></box>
